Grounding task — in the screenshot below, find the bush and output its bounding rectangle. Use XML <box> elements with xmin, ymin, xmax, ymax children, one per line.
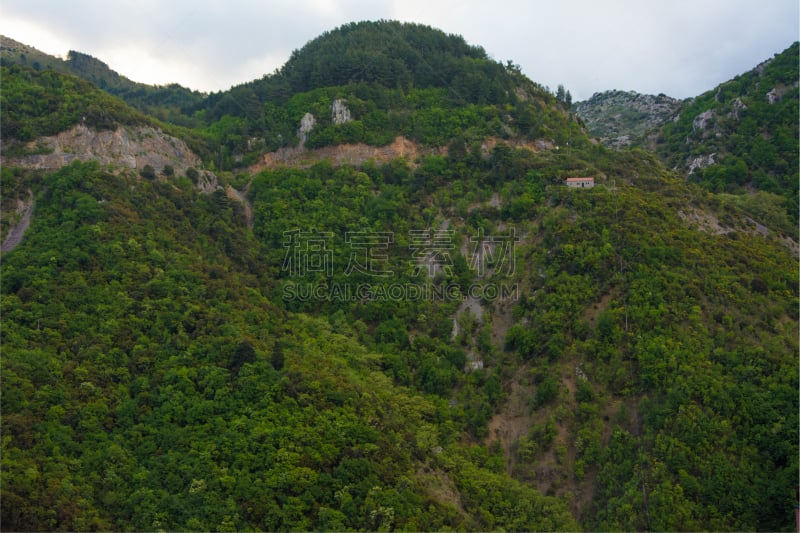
<box><xmin>535</xmin><ymin>376</ymin><xmax>559</xmax><ymax>407</ymax></box>
<box><xmin>140</xmin><ymin>165</ymin><xmax>156</xmax><ymax>180</ymax></box>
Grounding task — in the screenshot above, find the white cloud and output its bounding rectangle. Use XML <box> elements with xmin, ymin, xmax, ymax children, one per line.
<box><xmin>2</xmin><ymin>14</ymin><xmax>73</xmax><ymax>58</ymax></box>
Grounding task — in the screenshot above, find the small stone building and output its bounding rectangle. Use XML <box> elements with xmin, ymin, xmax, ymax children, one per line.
<box><xmin>565</xmin><ymin>177</ymin><xmax>595</xmax><ymax>188</ymax></box>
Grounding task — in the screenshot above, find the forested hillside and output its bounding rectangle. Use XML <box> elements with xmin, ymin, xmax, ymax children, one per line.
<box><xmin>0</xmin><ymin>64</ymin><xmax>152</xmax><ymax>143</ymax></box>
<box><xmin>575</xmin><ymin>42</ymin><xmax>799</xmax><ymax>230</ymax></box>
<box><xmin>0</xmin><ymin>64</ymin><xmax>209</xmax><ymax>163</ymax></box>
<box><xmin>655</xmin><ymin>42</ymin><xmax>799</xmax><ymax>224</ymax></box>
<box><xmin>1</xmin><ymin>21</ymin><xmax>797</xmax><ymax>531</ymax></box>
<box><xmin>192</xmin><ymin>21</ymin><xmax>568</xmax><ymax>169</ymax></box>
<box><xmin>0</xmin><ymin>35</ymin><xmax>204</xmax><ymax>125</ymax></box>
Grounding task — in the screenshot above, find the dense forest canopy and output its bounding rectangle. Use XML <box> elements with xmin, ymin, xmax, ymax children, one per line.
<box><xmin>199</xmin><ymin>21</ymin><xmax>520</xmax><ymax>116</ymax></box>
<box><xmin>1</xmin><ymin>21</ymin><xmax>797</xmax><ymax>532</ymax></box>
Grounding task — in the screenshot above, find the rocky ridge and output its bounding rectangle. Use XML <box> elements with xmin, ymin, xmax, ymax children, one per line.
<box><xmin>251</xmin><ymin>135</ymin><xmax>556</xmax><ymax>172</ymax></box>
<box><xmin>0</xmin><ymin>125</ymin><xmax>223</xmax><ymax>250</ymax></box>
<box><xmin>2</xmin><ymin>124</ymin><xmax>203</xmax><ymax>175</ymax></box>
<box><xmin>573</xmin><ymin>90</ymin><xmax>682</xmax><ymax>148</ymax></box>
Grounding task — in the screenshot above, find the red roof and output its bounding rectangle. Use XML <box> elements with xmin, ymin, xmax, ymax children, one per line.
<box><xmin>565</xmin><ymin>177</ymin><xmax>594</xmax><ymax>182</ymax></box>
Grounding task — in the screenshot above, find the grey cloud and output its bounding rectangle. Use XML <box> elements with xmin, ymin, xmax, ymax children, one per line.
<box><xmin>3</xmin><ymin>0</ymin><xmax>797</xmax><ymax>97</ymax></box>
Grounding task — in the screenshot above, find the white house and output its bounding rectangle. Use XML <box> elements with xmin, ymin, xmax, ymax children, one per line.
<box><xmin>565</xmin><ymin>177</ymin><xmax>594</xmax><ymax>188</ymax></box>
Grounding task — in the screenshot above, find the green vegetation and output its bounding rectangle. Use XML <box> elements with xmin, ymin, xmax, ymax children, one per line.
<box><xmin>1</xmin><ymin>161</ymin><xmax>580</xmax><ymax>531</ymax></box>
<box><xmin>0</xmin><ymin>65</ymin><xmax>151</xmax><ymax>142</ymax></box>
<box><xmin>0</xmin><ymin>64</ymin><xmax>211</xmax><ymax>159</ymax></box>
<box><xmin>63</xmin><ymin>50</ymin><xmax>205</xmax><ymax>126</ymax></box>
<box><xmin>1</xmin><ymin>22</ymin><xmax>797</xmax><ymax>532</ymax></box>
<box><xmin>201</xmin><ymin>20</ymin><xmax>522</xmax><ymax>116</ymax></box>
<box><xmin>656</xmin><ymin>42</ymin><xmax>799</xmax><ymax>223</ymax></box>
<box><xmin>1</xmin><ymin>36</ymin><xmax>204</xmax><ymax>126</ymax></box>
<box><xmin>204</xmin><ymin>80</ymin><xmax>573</xmax><ymax>168</ymax></box>
<box><xmin>193</xmin><ymin>21</ymin><xmax>568</xmax><ymax>167</ymax></box>
<box><xmin>3</xmin><ymin>146</ymin><xmax>796</xmax><ymax>530</ymax></box>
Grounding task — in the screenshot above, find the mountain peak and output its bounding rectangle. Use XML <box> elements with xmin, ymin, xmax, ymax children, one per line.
<box><xmin>573</xmin><ymin>90</ymin><xmax>681</xmax><ymax>148</ymax></box>
<box><xmin>232</xmin><ymin>19</ymin><xmax>520</xmax><ymax>107</ymax></box>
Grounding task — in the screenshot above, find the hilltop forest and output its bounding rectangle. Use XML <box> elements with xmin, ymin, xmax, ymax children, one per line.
<box><xmin>1</xmin><ymin>21</ymin><xmax>797</xmax><ymax>531</ymax></box>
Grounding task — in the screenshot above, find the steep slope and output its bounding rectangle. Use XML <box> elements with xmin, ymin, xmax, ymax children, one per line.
<box><xmin>1</xmin><ymin>23</ymin><xmax>797</xmax><ymax>532</ymax></box>
<box><xmin>3</xmin><ymin>124</ymin><xmax>203</xmax><ymax>175</ymax></box>
<box><xmin>0</xmin><ymin>63</ymin><xmax>208</xmax><ymax>155</ymax></box>
<box><xmin>0</xmin><ymin>163</ymin><xmax>583</xmax><ymax>531</ymax></box>
<box><xmin>0</xmin><ymin>64</ymin><xmax>215</xmax><ymax>250</ymax></box>
<box><xmin>1</xmin><ymin>64</ymin><xmax>151</xmax><ymax>143</ymax></box>
<box><xmin>655</xmin><ymin>42</ymin><xmax>799</xmax><ymax>221</ymax></box>
<box><xmin>574</xmin><ymin>43</ymin><xmax>799</xmax><ymax>228</ymax></box>
<box><xmin>4</xmin><ymin>147</ymin><xmax>796</xmax><ymax>531</ymax></box>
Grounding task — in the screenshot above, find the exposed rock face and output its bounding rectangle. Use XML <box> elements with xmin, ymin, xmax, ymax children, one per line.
<box><xmin>765</xmin><ymin>84</ymin><xmax>796</xmax><ymax>104</ymax></box>
<box><xmin>331</xmin><ymin>99</ymin><xmax>352</xmax><ymax>125</ymax></box>
<box><xmin>225</xmin><ymin>184</ymin><xmax>253</xmax><ymax>230</ymax></box>
<box><xmin>692</xmin><ymin>109</ymin><xmax>714</xmax><ymax>132</ymax></box>
<box><xmin>196</xmin><ymin>173</ymin><xmax>221</xmax><ymax>194</ymax></box>
<box><xmin>2</xmin><ymin>124</ymin><xmax>202</xmax><ymax>175</ymax></box>
<box><xmin>298</xmin><ymin>113</ymin><xmax>316</xmax><ymax>146</ymax></box>
<box><xmin>1</xmin><ymin>190</ymin><xmax>33</xmax><ymax>253</ymax></box>
<box><xmin>252</xmin><ymin>136</ymin><xmax>556</xmax><ymax>172</ymax></box>
<box><xmin>257</xmin><ymin>136</ymin><xmax>429</xmax><ymax>170</ymax></box>
<box><xmin>729</xmin><ymin>97</ymin><xmax>747</xmax><ymax>120</ymax></box>
<box><xmin>573</xmin><ymin>90</ymin><xmax>682</xmax><ymax>148</ymax></box>
<box><xmin>686</xmin><ymin>153</ymin><xmax>716</xmax><ymax>175</ymax></box>
<box><xmin>754</xmin><ymin>58</ymin><xmax>772</xmax><ymax>76</ymax></box>
<box><xmin>766</xmin><ymin>88</ymin><xmax>779</xmax><ymax>104</ymax></box>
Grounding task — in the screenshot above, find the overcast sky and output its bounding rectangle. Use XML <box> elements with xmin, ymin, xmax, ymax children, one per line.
<box><xmin>2</xmin><ymin>0</ymin><xmax>797</xmax><ymax>101</ymax></box>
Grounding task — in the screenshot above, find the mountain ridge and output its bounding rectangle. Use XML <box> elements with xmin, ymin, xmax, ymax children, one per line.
<box><xmin>0</xmin><ymin>34</ymin><xmax>205</xmax><ymax>125</ymax></box>
<box><xmin>574</xmin><ymin>42</ymin><xmax>798</xmax><ymax>232</ymax></box>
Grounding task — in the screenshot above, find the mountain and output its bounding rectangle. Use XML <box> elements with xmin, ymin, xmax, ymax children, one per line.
<box><xmin>655</xmin><ymin>42</ymin><xmax>799</xmax><ymax>222</ymax></box>
<box><xmin>1</xmin><ymin>23</ymin><xmax>798</xmax><ymax>531</ymax></box>
<box><xmin>572</xmin><ymin>90</ymin><xmax>681</xmax><ymax>148</ymax></box>
<box><xmin>0</xmin><ymin>63</ymin><xmax>211</xmax><ymax>168</ymax></box>
<box><xmin>0</xmin><ymin>35</ymin><xmax>205</xmax><ymax>126</ymax></box>
<box><xmin>201</xmin><ymin>20</ymin><xmax>523</xmax><ymax>113</ymax></box>
<box><xmin>192</xmin><ymin>21</ymin><xmax>569</xmax><ymax>167</ymax></box>
<box><xmin>574</xmin><ymin>43</ymin><xmax>799</xmax><ymax>228</ymax></box>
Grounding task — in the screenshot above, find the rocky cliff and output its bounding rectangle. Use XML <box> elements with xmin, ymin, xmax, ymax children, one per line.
<box><xmin>0</xmin><ymin>124</ymin><xmax>222</xmax><ymax>252</ymax></box>
<box><xmin>2</xmin><ymin>124</ymin><xmax>203</xmax><ymax>175</ymax></box>
<box><xmin>251</xmin><ymin>135</ymin><xmax>556</xmax><ymax>172</ymax></box>
<box><xmin>573</xmin><ymin>90</ymin><xmax>682</xmax><ymax>148</ymax></box>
